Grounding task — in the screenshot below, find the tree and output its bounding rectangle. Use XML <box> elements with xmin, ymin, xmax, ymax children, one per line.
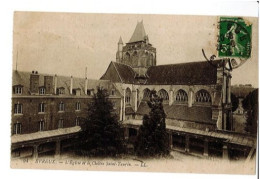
<box><xmin>242</xmin><ymin>89</ymin><xmax>258</xmax><ymax>135</ymax></box>
<box><xmin>79</xmin><ymin>87</ymin><xmax>124</xmax><ymax>157</ymax></box>
<box><xmin>135</xmin><ymin>90</ymin><xmax>169</xmax><ymax>157</ymax></box>
<box><xmin>231</xmin><ymin>93</ymin><xmax>239</xmax><ymax>112</ymax></box>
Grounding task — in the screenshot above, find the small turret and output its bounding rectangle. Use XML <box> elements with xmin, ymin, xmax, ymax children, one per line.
<box><xmin>116</xmin><ymin>36</ymin><xmax>123</xmax><ymax>62</ymax></box>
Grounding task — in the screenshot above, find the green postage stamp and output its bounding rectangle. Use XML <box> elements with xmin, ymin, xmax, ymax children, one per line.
<box><xmin>218</xmin><ymin>17</ymin><xmax>252</xmax><ymax>59</ymax></box>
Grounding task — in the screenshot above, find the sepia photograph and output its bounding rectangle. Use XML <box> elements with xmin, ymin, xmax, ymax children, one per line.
<box><xmin>9</xmin><ymin>4</ymin><xmax>258</xmax><ymax>176</ymax></box>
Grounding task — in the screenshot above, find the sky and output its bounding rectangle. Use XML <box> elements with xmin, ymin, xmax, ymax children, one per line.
<box><xmin>13</xmin><ymin>12</ymin><xmax>258</xmax><ymax>87</ymax></box>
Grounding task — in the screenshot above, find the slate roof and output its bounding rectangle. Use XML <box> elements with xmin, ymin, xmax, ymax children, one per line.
<box><xmin>107</xmin><ymin>60</ymin><xmax>222</xmax><ymax>85</ymax></box>
<box><xmin>12</xmin><ymin>70</ymin><xmax>116</xmax><ymax>96</ymax></box>
<box><xmin>146</xmin><ymin>60</ymin><xmax>221</xmax><ymax>85</ymax></box>
<box><xmin>136</xmin><ymin>101</ymin><xmax>213</xmax><ymax>124</ymax></box>
<box><xmin>112</xmin><ymin>62</ymin><xmax>137</xmax><ymax>84</ymax></box>
<box><xmin>128</xmin><ymin>21</ymin><xmax>147</xmax><ymax>43</ymax></box>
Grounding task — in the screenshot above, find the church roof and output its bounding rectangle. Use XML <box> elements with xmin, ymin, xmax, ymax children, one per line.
<box><xmin>146</xmin><ymin>60</ymin><xmax>221</xmax><ymax>85</ymax></box>
<box><xmin>112</xmin><ymin>62</ymin><xmax>137</xmax><ymax>83</ymax></box>
<box><xmin>136</xmin><ymin>102</ymin><xmax>214</xmax><ymax>124</ymax></box>
<box><xmin>128</xmin><ymin>21</ymin><xmax>147</xmax><ymax>43</ymax></box>
<box><xmin>102</xmin><ymin>60</ymin><xmax>222</xmax><ymax>85</ymax></box>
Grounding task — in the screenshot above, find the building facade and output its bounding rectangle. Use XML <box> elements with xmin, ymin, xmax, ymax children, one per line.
<box><xmin>12</xmin><ymin>71</ymin><xmax>122</xmax><ymax>135</ymax></box>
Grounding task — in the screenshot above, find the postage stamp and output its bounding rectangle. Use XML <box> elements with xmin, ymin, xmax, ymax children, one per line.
<box><xmin>218</xmin><ymin>17</ymin><xmax>252</xmax><ymax>59</ymax></box>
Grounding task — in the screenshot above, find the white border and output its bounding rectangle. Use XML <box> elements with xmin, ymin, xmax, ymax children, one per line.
<box><xmin>0</xmin><ymin>1</ymin><xmax>258</xmax><ymax>179</ymax></box>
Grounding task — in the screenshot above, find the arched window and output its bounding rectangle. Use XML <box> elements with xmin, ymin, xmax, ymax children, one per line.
<box><xmin>148</xmin><ymin>54</ymin><xmax>153</xmax><ymax>66</ymax></box>
<box><xmin>143</xmin><ymin>88</ymin><xmax>151</xmax><ymax>100</ymax></box>
<box><xmin>195</xmin><ymin>89</ymin><xmax>211</xmax><ymax>103</ymax></box>
<box><xmin>125</xmin><ymin>88</ymin><xmax>131</xmax><ymax>105</ymax></box>
<box><xmin>132</xmin><ymin>51</ymin><xmax>138</xmax><ymax>66</ymax></box>
<box><xmin>124</xmin><ymin>52</ymin><xmax>130</xmax><ymax>65</ymax></box>
<box><xmin>158</xmin><ymin>89</ymin><xmax>169</xmax><ymax>101</ymax></box>
<box><xmin>175</xmin><ymin>89</ymin><xmax>188</xmax><ymax>102</ymax></box>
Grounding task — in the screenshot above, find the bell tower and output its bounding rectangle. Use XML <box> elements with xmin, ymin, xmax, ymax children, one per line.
<box><xmin>118</xmin><ymin>21</ymin><xmax>156</xmax><ymax>79</ymax></box>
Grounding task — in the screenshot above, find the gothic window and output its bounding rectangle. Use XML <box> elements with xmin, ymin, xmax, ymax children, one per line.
<box><xmin>143</xmin><ymin>88</ymin><xmax>151</xmax><ymax>100</ymax></box>
<box><xmin>148</xmin><ymin>54</ymin><xmax>153</xmax><ymax>66</ymax></box>
<box><xmin>132</xmin><ymin>51</ymin><xmax>138</xmax><ymax>66</ymax></box>
<box><xmin>124</xmin><ymin>53</ymin><xmax>130</xmax><ymax>65</ymax></box>
<box><xmin>158</xmin><ymin>89</ymin><xmax>169</xmax><ymax>101</ymax></box>
<box><xmin>195</xmin><ymin>90</ymin><xmax>211</xmax><ymax>103</ymax></box>
<box><xmin>175</xmin><ymin>89</ymin><xmax>188</xmax><ymax>102</ymax></box>
<box><xmin>125</xmin><ymin>88</ymin><xmax>131</xmax><ymax>105</ymax></box>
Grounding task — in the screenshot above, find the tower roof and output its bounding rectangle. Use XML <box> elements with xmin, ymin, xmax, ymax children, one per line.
<box><xmin>118</xmin><ymin>36</ymin><xmax>123</xmax><ymax>44</ymax></box>
<box><xmin>128</xmin><ymin>21</ymin><xmax>147</xmax><ymax>43</ymax></box>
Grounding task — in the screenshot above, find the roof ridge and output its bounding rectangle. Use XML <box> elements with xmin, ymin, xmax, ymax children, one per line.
<box><xmin>153</xmin><ymin>60</ymin><xmax>222</xmax><ymax>67</ymax></box>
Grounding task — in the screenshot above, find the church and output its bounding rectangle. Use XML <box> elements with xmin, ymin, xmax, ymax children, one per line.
<box><xmin>101</xmin><ymin>21</ymin><xmax>233</xmax><ymax>132</ymax></box>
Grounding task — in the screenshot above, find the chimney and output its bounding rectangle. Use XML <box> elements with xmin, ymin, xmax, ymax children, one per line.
<box><xmin>70</xmin><ymin>76</ymin><xmax>73</xmax><ymax>94</ymax></box>
<box><xmin>54</xmin><ymin>74</ymin><xmax>57</xmax><ymax>94</ymax></box>
<box><xmin>85</xmin><ymin>67</ymin><xmax>88</xmax><ymax>95</ymax></box>
<box><xmin>44</xmin><ymin>76</ymin><xmax>53</xmax><ymax>94</ymax></box>
<box><xmin>30</xmin><ymin>70</ymin><xmax>39</xmax><ymax>94</ymax></box>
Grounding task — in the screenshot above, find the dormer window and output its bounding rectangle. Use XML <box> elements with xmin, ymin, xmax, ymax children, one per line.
<box><xmin>13</xmin><ymin>85</ymin><xmax>23</xmax><ymax>94</ymax></box>
<box><xmin>39</xmin><ymin>87</ymin><xmax>45</xmax><ymax>95</ymax></box>
<box><xmin>57</xmin><ymin>87</ymin><xmax>65</xmax><ymax>95</ymax></box>
<box><xmin>87</xmin><ymin>89</ymin><xmax>94</xmax><ymax>96</ymax></box>
<box><xmin>72</xmin><ymin>88</ymin><xmax>81</xmax><ymax>96</ymax></box>
<box><xmin>87</xmin><ymin>90</ymin><xmax>91</xmax><ymax>96</ymax></box>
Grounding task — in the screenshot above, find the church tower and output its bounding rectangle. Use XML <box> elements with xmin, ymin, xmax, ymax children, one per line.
<box><xmin>116</xmin><ymin>36</ymin><xmax>123</xmax><ymax>62</ymax></box>
<box><xmin>117</xmin><ymin>21</ymin><xmax>156</xmax><ymax>79</ymax></box>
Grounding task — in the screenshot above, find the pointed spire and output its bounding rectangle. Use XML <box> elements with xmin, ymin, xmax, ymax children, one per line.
<box><xmin>128</xmin><ymin>20</ymin><xmax>147</xmax><ymax>43</ymax></box>
<box><xmin>118</xmin><ymin>36</ymin><xmax>123</xmax><ymax>44</ymax></box>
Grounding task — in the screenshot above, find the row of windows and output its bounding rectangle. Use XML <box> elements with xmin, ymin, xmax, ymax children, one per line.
<box><xmin>13</xmin><ymin>118</ymin><xmax>81</xmax><ymax>134</ymax></box>
<box><xmin>14</xmin><ymin>102</ymin><xmax>82</xmax><ymax>114</ymax></box>
<box><xmin>142</xmin><ymin>89</ymin><xmax>212</xmax><ymax>103</ymax></box>
<box><xmin>13</xmin><ymin>86</ymin><xmax>116</xmax><ymax>96</ymax></box>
